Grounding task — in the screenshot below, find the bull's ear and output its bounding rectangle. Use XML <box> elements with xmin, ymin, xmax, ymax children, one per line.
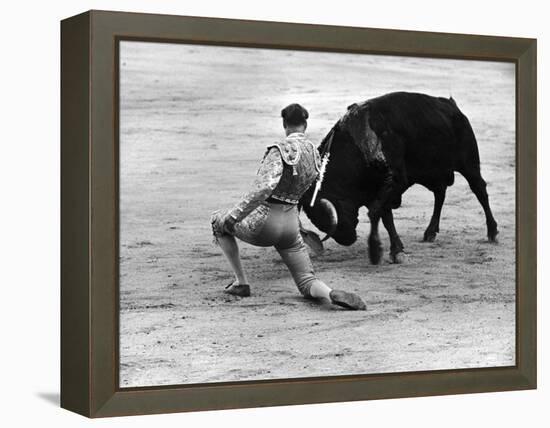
<box><xmin>300</xmin><ymin>227</ymin><xmax>324</xmax><ymax>256</ymax></box>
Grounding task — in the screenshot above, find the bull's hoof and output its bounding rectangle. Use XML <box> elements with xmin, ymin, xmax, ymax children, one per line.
<box><xmin>390</xmin><ymin>251</ymin><xmax>407</xmax><ymax>264</ymax></box>
<box><xmin>487</xmin><ymin>220</ymin><xmax>499</xmax><ymax>243</ymax></box>
<box><xmin>423</xmin><ymin>231</ymin><xmax>437</xmax><ymax>242</ymax></box>
<box><xmin>488</xmin><ymin>231</ymin><xmax>499</xmax><ymax>243</ymax></box>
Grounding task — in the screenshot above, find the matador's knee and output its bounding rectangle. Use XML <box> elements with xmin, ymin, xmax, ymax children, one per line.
<box><xmin>211</xmin><ymin>209</ymin><xmax>234</xmax><ymax>244</ymax></box>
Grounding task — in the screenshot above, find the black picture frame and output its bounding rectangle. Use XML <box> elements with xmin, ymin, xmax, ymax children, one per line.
<box><xmin>61</xmin><ymin>10</ymin><xmax>537</xmax><ymax>417</ymax></box>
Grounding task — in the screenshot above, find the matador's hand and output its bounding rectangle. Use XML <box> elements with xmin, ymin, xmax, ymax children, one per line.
<box><xmin>222</xmin><ymin>213</ymin><xmax>236</xmax><ymax>234</ymax></box>
<box><xmin>211</xmin><ymin>210</ymin><xmax>236</xmax><ymax>236</ymax></box>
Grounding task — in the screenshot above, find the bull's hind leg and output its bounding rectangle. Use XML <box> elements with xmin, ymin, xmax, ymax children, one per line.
<box><xmin>423</xmin><ymin>186</ymin><xmax>447</xmax><ymax>242</ymax></box>
<box><xmin>462</xmin><ymin>170</ymin><xmax>499</xmax><ymax>242</ymax></box>
<box><xmin>381</xmin><ymin>210</ymin><xmax>406</xmax><ymax>263</ymax></box>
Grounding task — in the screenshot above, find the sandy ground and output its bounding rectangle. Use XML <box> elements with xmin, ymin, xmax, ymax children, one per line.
<box><xmin>118</xmin><ymin>42</ymin><xmax>516</xmax><ymax>387</ymax></box>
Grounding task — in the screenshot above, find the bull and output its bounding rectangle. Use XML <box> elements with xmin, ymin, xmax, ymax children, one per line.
<box><xmin>300</xmin><ymin>91</ymin><xmax>498</xmax><ymax>264</ymax></box>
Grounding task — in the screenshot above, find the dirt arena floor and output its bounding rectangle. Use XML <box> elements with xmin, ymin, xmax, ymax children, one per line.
<box><xmin>118</xmin><ymin>42</ymin><xmax>516</xmax><ymax>387</ymax></box>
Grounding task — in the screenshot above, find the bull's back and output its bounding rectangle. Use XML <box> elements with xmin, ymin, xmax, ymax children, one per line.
<box><xmin>366</xmin><ymin>92</ymin><xmax>478</xmax><ymax>183</ymax></box>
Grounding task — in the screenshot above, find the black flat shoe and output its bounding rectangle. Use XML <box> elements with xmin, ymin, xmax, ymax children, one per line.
<box><xmin>224</xmin><ymin>281</ymin><xmax>251</xmax><ymax>297</ymax></box>
<box><xmin>329</xmin><ymin>290</ymin><xmax>366</xmax><ymax>310</ymax></box>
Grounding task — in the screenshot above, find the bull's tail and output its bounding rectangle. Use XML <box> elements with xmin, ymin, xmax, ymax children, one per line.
<box><xmin>454</xmin><ymin>112</ymin><xmax>482</xmax><ymax>174</ymax></box>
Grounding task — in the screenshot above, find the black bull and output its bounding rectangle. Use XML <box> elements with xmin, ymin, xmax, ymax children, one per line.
<box><xmin>300</xmin><ymin>92</ymin><xmax>498</xmax><ymax>264</ymax></box>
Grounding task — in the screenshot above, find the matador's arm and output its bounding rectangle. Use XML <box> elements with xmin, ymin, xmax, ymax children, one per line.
<box><xmin>223</xmin><ymin>147</ymin><xmax>283</xmax><ymax>230</ymax></box>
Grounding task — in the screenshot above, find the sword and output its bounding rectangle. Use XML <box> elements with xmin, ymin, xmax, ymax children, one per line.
<box><xmin>310</xmin><ymin>126</ymin><xmax>336</xmax><ymax>207</ymax></box>
<box><xmin>310</xmin><ymin>152</ymin><xmax>330</xmax><ymax>207</ymax></box>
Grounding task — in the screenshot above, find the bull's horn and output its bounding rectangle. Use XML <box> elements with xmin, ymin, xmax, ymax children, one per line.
<box><xmin>319</xmin><ymin>198</ymin><xmax>338</xmax><ymax>238</ymax></box>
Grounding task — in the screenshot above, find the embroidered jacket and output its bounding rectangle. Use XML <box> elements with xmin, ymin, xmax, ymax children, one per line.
<box><xmin>228</xmin><ymin>133</ymin><xmax>321</xmax><ymax>223</ymax></box>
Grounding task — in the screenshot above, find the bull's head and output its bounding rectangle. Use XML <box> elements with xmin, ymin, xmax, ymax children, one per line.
<box><xmin>301</xmin><ymin>189</ymin><xmax>359</xmax><ymax>247</ymax></box>
<box><xmin>300</xmin><ymin>123</ymin><xmax>365</xmax><ymax>248</ymax></box>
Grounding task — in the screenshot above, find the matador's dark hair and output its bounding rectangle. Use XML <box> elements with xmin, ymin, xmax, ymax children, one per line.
<box><xmin>281</xmin><ymin>103</ymin><xmax>309</xmax><ymax>127</ymax></box>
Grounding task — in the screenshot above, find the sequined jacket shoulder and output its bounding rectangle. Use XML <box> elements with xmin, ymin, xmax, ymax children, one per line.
<box><xmin>268</xmin><ymin>133</ymin><xmax>321</xmax><ymax>204</ymax></box>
